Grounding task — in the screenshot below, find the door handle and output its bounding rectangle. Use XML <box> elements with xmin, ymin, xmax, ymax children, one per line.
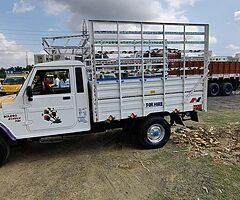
<box><xmin>63</xmin><ymin>96</ymin><xmax>71</xmax><ymax>100</ymax></box>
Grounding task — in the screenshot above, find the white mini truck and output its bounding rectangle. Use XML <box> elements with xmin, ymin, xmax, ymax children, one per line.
<box><xmin>0</xmin><ymin>20</ymin><xmax>209</xmax><ymax>165</ymax></box>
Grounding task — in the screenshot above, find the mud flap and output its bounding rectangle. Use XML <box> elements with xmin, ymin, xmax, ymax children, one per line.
<box><xmin>170</xmin><ymin>113</ymin><xmax>184</xmax><ymax>126</ymax></box>
<box><xmin>190</xmin><ymin>111</ymin><xmax>199</xmax><ymax>122</ymax></box>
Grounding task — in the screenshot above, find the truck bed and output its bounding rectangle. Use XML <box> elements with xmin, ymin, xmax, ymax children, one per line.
<box><xmin>87</xmin><ymin>20</ymin><xmax>209</xmax><ymax>122</ymax></box>
<box><xmin>93</xmin><ymin>76</ymin><xmax>203</xmax><ymax>121</ymax></box>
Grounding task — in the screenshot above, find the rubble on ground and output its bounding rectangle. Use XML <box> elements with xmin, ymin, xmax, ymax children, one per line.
<box><xmin>170</xmin><ymin>123</ymin><xmax>240</xmax><ymax>164</ymax></box>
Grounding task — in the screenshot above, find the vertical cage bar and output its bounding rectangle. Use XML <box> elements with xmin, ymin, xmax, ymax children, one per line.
<box><xmin>117</xmin><ymin>22</ymin><xmax>123</xmax><ymax>119</ymax></box>
<box><xmin>101</xmin><ymin>40</ymin><xmax>103</xmax><ymax>59</ymax></box>
<box><xmin>141</xmin><ymin>22</ymin><xmax>145</xmax><ymax>116</ymax></box>
<box><xmin>89</xmin><ymin>21</ymin><xmax>99</xmax><ymax>122</ymax></box>
<box><xmin>203</xmin><ymin>24</ymin><xmax>209</xmax><ymax>112</ymax></box>
<box><xmin>162</xmin><ymin>25</ymin><xmax>166</xmax><ymax>111</ymax></box>
<box><xmin>183</xmin><ymin>25</ymin><xmax>186</xmax><ymax>111</ymax></box>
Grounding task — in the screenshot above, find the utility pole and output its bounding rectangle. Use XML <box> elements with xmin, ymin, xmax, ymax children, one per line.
<box><xmin>82</xmin><ymin>19</ymin><xmax>88</xmax><ymax>36</ymax></box>
<box><xmin>26</xmin><ymin>51</ymin><xmax>29</xmax><ymax>67</ymax></box>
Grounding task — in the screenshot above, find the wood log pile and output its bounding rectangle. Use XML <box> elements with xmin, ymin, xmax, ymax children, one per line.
<box><xmin>171</xmin><ymin>124</ymin><xmax>240</xmax><ymax>164</ymax></box>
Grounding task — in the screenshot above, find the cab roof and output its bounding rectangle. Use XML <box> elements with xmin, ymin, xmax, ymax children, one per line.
<box><xmin>35</xmin><ymin>60</ymin><xmax>84</xmax><ymax>67</ymax></box>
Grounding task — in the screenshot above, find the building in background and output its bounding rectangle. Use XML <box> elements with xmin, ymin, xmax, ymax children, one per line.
<box><xmin>34</xmin><ymin>54</ymin><xmax>61</xmax><ymax>64</ymax></box>
<box><xmin>234</xmin><ymin>53</ymin><xmax>240</xmax><ymax>59</ymax></box>
<box><xmin>210</xmin><ymin>55</ymin><xmax>240</xmax><ymax>62</ymax></box>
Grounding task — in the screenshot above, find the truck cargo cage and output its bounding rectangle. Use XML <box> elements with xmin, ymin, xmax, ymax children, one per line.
<box><xmin>88</xmin><ymin>20</ymin><xmax>209</xmax><ymax>122</ymax></box>
<box><xmin>42</xmin><ymin>20</ymin><xmax>90</xmax><ymax>61</ymax></box>
<box><xmin>42</xmin><ymin>34</ymin><xmax>90</xmax><ymax>61</ymax></box>
<box><xmin>42</xmin><ymin>20</ymin><xmax>209</xmax><ymax>123</ymax></box>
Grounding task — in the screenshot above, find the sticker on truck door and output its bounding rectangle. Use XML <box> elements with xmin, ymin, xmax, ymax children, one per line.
<box><xmin>42</xmin><ymin>107</ymin><xmax>62</xmax><ymax>124</ymax></box>
<box><xmin>4</xmin><ymin>114</ymin><xmax>21</xmax><ymax>122</ymax></box>
<box><xmin>78</xmin><ymin>107</ymin><xmax>88</xmax><ymax>123</ymax></box>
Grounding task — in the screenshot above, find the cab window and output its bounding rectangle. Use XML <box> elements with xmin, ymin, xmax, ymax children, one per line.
<box><xmin>31</xmin><ymin>69</ymin><xmax>70</xmax><ymax>95</ymax></box>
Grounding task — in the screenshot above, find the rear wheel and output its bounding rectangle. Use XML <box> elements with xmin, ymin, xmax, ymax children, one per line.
<box><xmin>0</xmin><ymin>134</ymin><xmax>10</xmax><ymax>166</ymax></box>
<box><xmin>221</xmin><ymin>82</ymin><xmax>233</xmax><ymax>96</ymax></box>
<box><xmin>208</xmin><ymin>83</ymin><xmax>220</xmax><ymax>96</ymax></box>
<box><xmin>139</xmin><ymin>116</ymin><xmax>170</xmax><ymax>148</ymax></box>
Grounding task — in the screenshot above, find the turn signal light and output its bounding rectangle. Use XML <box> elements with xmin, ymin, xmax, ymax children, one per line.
<box><xmin>173</xmin><ymin>109</ymin><xmax>180</xmax><ymax>113</ymax></box>
<box><xmin>106</xmin><ymin>115</ymin><xmax>115</xmax><ymax>122</ymax></box>
<box><xmin>129</xmin><ymin>113</ymin><xmax>137</xmax><ymax>119</ymax></box>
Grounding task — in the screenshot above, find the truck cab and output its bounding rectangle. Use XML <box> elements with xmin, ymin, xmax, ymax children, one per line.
<box><xmin>0</xmin><ymin>60</ymin><xmax>172</xmax><ymax>166</ymax></box>
<box><xmin>0</xmin><ymin>60</ymin><xmax>91</xmax><ymax>143</ymax></box>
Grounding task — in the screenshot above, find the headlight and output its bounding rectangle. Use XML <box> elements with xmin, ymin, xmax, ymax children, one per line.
<box><xmin>0</xmin><ymin>86</ymin><xmax>3</xmax><ymax>91</ymax></box>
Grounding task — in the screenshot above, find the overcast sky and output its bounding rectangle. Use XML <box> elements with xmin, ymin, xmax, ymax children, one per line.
<box><xmin>0</xmin><ymin>0</ymin><xmax>239</xmax><ymax>68</ymax></box>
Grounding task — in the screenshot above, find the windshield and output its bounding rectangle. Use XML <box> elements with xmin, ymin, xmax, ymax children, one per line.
<box><xmin>2</xmin><ymin>77</ymin><xmax>25</xmax><ymax>85</ymax></box>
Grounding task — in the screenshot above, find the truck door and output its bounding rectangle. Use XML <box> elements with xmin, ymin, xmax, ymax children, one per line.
<box><xmin>25</xmin><ymin>67</ymin><xmax>77</xmax><ymax>132</ymax></box>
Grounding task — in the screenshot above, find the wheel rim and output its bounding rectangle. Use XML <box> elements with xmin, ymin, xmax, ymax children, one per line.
<box><xmin>147</xmin><ymin>124</ymin><xmax>165</xmax><ymax>144</ymax></box>
<box><xmin>211</xmin><ymin>85</ymin><xmax>219</xmax><ymax>95</ymax></box>
<box><xmin>225</xmin><ymin>85</ymin><xmax>232</xmax><ymax>94</ymax></box>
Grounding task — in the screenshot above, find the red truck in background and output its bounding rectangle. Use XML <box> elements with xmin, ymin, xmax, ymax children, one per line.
<box><xmin>150</xmin><ymin>49</ymin><xmax>239</xmax><ymax>97</ymax></box>
<box><xmin>208</xmin><ymin>61</ymin><xmax>240</xmax><ymax>96</ymax></box>
<box><xmin>167</xmin><ymin>59</ymin><xmax>240</xmax><ymax>96</ymax></box>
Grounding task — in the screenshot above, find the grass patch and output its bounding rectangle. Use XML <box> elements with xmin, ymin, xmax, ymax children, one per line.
<box><xmin>198</xmin><ymin>110</ymin><xmax>240</xmax><ymax>125</ymax></box>
<box><xmin>148</xmin><ymin>155</ymin><xmax>240</xmax><ymax>200</ymax></box>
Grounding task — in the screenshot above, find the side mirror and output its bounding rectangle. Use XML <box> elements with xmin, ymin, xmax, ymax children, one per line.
<box><xmin>26</xmin><ymin>86</ymin><xmax>33</xmax><ymax>101</ymax></box>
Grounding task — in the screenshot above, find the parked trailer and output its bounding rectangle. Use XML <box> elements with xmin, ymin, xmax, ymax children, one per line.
<box><xmin>208</xmin><ymin>61</ymin><xmax>240</xmax><ymax>96</ymax></box>
<box><xmin>164</xmin><ymin>60</ymin><xmax>240</xmax><ymax>96</ymax></box>
<box><xmin>0</xmin><ymin>20</ymin><xmax>209</xmax><ymax>165</ymax></box>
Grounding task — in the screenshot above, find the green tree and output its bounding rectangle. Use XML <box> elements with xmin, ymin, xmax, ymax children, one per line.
<box><xmin>0</xmin><ymin>68</ymin><xmax>6</xmax><ymax>79</ymax></box>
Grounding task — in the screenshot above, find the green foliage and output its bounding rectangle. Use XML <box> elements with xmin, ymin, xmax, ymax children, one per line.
<box><xmin>0</xmin><ymin>67</ymin><xmax>6</xmax><ymax>79</ymax></box>
<box><xmin>25</xmin><ymin>65</ymin><xmax>33</xmax><ymax>72</ymax></box>
<box><xmin>6</xmin><ymin>65</ymin><xmax>33</xmax><ymax>72</ymax></box>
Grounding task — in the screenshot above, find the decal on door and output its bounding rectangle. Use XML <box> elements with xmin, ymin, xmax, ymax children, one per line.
<box><xmin>4</xmin><ymin>114</ymin><xmax>21</xmax><ymax>122</ymax></box>
<box><xmin>42</xmin><ymin>107</ymin><xmax>62</xmax><ymax>124</ymax></box>
<box><xmin>78</xmin><ymin>107</ymin><xmax>87</xmax><ymax>123</ymax></box>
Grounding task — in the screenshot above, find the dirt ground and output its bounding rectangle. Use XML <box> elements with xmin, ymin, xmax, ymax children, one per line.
<box><xmin>0</xmin><ymin>95</ymin><xmax>240</xmax><ymax>200</ymax></box>
<box><xmin>208</xmin><ymin>94</ymin><xmax>240</xmax><ymax>110</ymax></box>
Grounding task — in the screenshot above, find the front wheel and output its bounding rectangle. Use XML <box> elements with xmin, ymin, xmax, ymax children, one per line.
<box><xmin>139</xmin><ymin>116</ymin><xmax>170</xmax><ymax>148</ymax></box>
<box><xmin>0</xmin><ymin>134</ymin><xmax>10</xmax><ymax>166</ymax></box>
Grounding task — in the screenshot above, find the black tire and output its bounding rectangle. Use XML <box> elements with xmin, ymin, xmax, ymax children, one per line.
<box><xmin>138</xmin><ymin>116</ymin><xmax>170</xmax><ymax>148</ymax></box>
<box><xmin>0</xmin><ymin>92</ymin><xmax>6</xmax><ymax>96</ymax></box>
<box><xmin>0</xmin><ymin>134</ymin><xmax>10</xmax><ymax>166</ymax></box>
<box><xmin>208</xmin><ymin>83</ymin><xmax>220</xmax><ymax>96</ymax></box>
<box><xmin>221</xmin><ymin>82</ymin><xmax>233</xmax><ymax>96</ymax></box>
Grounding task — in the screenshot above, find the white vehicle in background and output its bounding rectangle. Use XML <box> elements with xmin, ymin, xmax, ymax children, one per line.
<box><xmin>0</xmin><ymin>20</ymin><xmax>209</xmax><ymax>165</ymax></box>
